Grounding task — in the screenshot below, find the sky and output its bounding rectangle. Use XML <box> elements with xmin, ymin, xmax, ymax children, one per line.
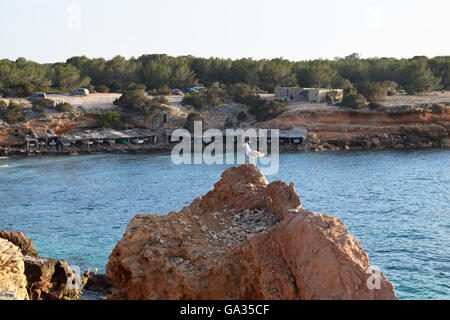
<box><xmin>0</xmin><ymin>0</ymin><xmax>449</xmax><ymax>63</ymax></box>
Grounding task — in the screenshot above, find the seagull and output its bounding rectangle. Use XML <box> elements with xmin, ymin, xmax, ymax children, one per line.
<box><xmin>244</xmin><ymin>143</ymin><xmax>266</xmax><ymax>165</ymax></box>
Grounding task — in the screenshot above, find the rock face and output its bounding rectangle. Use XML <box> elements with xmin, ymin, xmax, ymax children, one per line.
<box><xmin>0</xmin><ymin>239</ymin><xmax>29</xmax><ymax>300</ymax></box>
<box><xmin>107</xmin><ymin>164</ymin><xmax>397</xmax><ymax>300</ymax></box>
<box><xmin>23</xmin><ymin>256</ymin><xmax>81</xmax><ymax>300</ymax></box>
<box><xmin>260</xmin><ymin>104</ymin><xmax>450</xmax><ymax>152</ymax></box>
<box><xmin>0</xmin><ymin>231</ymin><xmax>82</xmax><ymax>300</ymax></box>
<box><xmin>0</xmin><ymin>230</ymin><xmax>39</xmax><ymax>257</ymax></box>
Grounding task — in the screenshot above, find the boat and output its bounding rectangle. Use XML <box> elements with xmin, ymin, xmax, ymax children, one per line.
<box><xmin>131</xmin><ymin>138</ymin><xmax>144</xmax><ymax>144</ymax></box>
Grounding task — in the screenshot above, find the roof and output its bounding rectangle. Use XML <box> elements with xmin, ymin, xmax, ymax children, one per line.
<box><xmin>31</xmin><ymin>128</ymin><xmax>56</xmax><ymax>138</ymax></box>
<box><xmin>279</xmin><ymin>126</ymin><xmax>307</xmax><ymax>138</ymax></box>
<box><xmin>123</xmin><ymin>129</ymin><xmax>157</xmax><ymax>138</ymax></box>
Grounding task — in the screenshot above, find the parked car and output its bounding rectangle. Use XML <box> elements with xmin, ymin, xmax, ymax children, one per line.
<box><xmin>183</xmin><ymin>88</ymin><xmax>195</xmax><ymax>94</ymax></box>
<box><xmin>70</xmin><ymin>88</ymin><xmax>89</xmax><ymax>96</ymax></box>
<box><xmin>192</xmin><ymin>86</ymin><xmax>206</xmax><ymax>92</ymax></box>
<box><xmin>172</xmin><ymin>89</ymin><xmax>183</xmax><ymax>96</ymax></box>
<box><xmin>26</xmin><ymin>92</ymin><xmax>46</xmax><ymax>100</ymax></box>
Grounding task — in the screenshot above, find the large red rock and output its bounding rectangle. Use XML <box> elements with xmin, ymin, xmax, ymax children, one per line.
<box><xmin>107</xmin><ymin>164</ymin><xmax>397</xmax><ymax>300</ymax></box>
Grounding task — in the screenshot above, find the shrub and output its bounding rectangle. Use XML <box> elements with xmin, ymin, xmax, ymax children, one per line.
<box><xmin>184</xmin><ymin>112</ymin><xmax>204</xmax><ymax>132</ymax></box>
<box><xmin>0</xmin><ymin>101</ymin><xmax>25</xmax><ymax>124</ymax></box>
<box><xmin>181</xmin><ymin>92</ymin><xmax>207</xmax><ymax>110</ymax></box>
<box><xmin>152</xmin><ymin>95</ymin><xmax>169</xmax><ymax>105</ymax></box>
<box><xmin>114</xmin><ymin>90</ymin><xmax>151</xmax><ymax>110</ymax></box>
<box><xmin>149</xmin><ymin>86</ymin><xmax>171</xmax><ymax>96</ymax></box>
<box><xmin>98</xmin><ymin>111</ymin><xmax>123</xmax><ymax>129</ymax></box>
<box><xmin>114</xmin><ymin>90</ymin><xmax>168</xmax><ymax>115</ymax></box>
<box><xmin>95</xmin><ymin>84</ymin><xmax>110</xmax><ymax>93</ymax></box>
<box><xmin>31</xmin><ymin>98</ymin><xmax>55</xmax><ymax>108</ymax></box>
<box><xmin>224</xmin><ymin>117</ymin><xmax>234</xmax><ymax>128</ymax></box>
<box><xmin>0</xmin><ymin>100</ymin><xmax>7</xmax><ymax>110</ymax></box>
<box><xmin>368</xmin><ymin>102</ymin><xmax>383</xmax><ymax>110</ymax></box>
<box><xmin>356</xmin><ymin>81</ymin><xmax>388</xmax><ymax>103</ymax></box>
<box><xmin>123</xmin><ymin>82</ymin><xmax>146</xmax><ymax>92</ymax></box>
<box><xmin>55</xmin><ymin>102</ymin><xmax>73</xmax><ymax>112</ymax></box>
<box><xmin>342</xmin><ymin>93</ymin><xmax>367</xmax><ymax>108</ymax></box>
<box><xmin>32</xmin><ymin>104</ymin><xmax>45</xmax><ymax>114</ymax></box>
<box><xmin>228</xmin><ymin>83</ymin><xmax>254</xmax><ymax>103</ymax></box>
<box><xmin>248</xmin><ymin>97</ymin><xmax>288</xmax><ymax>121</ymax></box>
<box><xmin>15</xmin><ymin>81</ymin><xmax>35</xmax><ymax>97</ymax></box>
<box><xmin>237</xmin><ymin>110</ymin><xmax>247</xmax><ymax>122</ymax></box>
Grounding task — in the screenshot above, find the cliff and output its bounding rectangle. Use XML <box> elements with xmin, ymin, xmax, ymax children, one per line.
<box><xmin>107</xmin><ymin>164</ymin><xmax>397</xmax><ymax>300</ymax></box>
<box><xmin>259</xmin><ymin>104</ymin><xmax>450</xmax><ymax>151</ymax></box>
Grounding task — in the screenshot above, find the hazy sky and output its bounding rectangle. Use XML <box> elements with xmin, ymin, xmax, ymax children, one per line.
<box><xmin>0</xmin><ymin>0</ymin><xmax>448</xmax><ymax>63</ymax></box>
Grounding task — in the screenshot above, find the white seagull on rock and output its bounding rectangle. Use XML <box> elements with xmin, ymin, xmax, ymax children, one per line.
<box><xmin>244</xmin><ymin>143</ymin><xmax>266</xmax><ymax>165</ymax></box>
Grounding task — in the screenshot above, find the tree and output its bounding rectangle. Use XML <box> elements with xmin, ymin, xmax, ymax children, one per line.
<box><xmin>0</xmin><ymin>101</ymin><xmax>24</xmax><ymax>123</ymax></box>
<box><xmin>184</xmin><ymin>112</ymin><xmax>204</xmax><ymax>132</ymax></box>
<box><xmin>55</xmin><ymin>102</ymin><xmax>73</xmax><ymax>112</ymax></box>
<box><xmin>401</xmin><ymin>60</ymin><xmax>441</xmax><ymax>94</ymax></box>
<box><xmin>228</xmin><ymin>83</ymin><xmax>254</xmax><ymax>103</ymax></box>
<box><xmin>170</xmin><ymin>61</ymin><xmax>196</xmax><ymax>88</ymax></box>
<box><xmin>237</xmin><ymin>111</ymin><xmax>247</xmax><ymax>122</ymax></box>
<box><xmin>342</xmin><ymin>87</ymin><xmax>367</xmax><ymax>108</ymax></box>
<box><xmin>356</xmin><ymin>81</ymin><xmax>388</xmax><ymax>103</ymax></box>
<box><xmin>296</xmin><ymin>61</ymin><xmax>338</xmax><ymax>88</ymax></box>
<box><xmin>98</xmin><ymin>111</ymin><xmax>123</xmax><ymax>129</ymax></box>
<box><xmin>259</xmin><ymin>59</ymin><xmax>296</xmax><ymax>92</ymax></box>
<box><xmin>181</xmin><ymin>92</ymin><xmax>207</xmax><ymax>110</ymax></box>
<box><xmin>50</xmin><ymin>64</ymin><xmax>90</xmax><ymax>90</ymax></box>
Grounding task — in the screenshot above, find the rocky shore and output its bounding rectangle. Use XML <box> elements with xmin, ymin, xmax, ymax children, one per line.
<box><xmin>263</xmin><ymin>103</ymin><xmax>450</xmax><ymax>152</ymax></box>
<box><xmin>1</xmin><ymin>103</ymin><xmax>450</xmax><ymax>158</ymax></box>
<box><xmin>107</xmin><ymin>164</ymin><xmax>397</xmax><ymax>300</ymax></box>
<box><xmin>1</xmin><ymin>164</ymin><xmax>399</xmax><ymax>300</ymax></box>
<box><xmin>0</xmin><ymin>230</ymin><xmax>113</xmax><ymax>300</ymax></box>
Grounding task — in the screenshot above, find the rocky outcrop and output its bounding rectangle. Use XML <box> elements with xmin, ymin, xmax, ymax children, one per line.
<box><xmin>261</xmin><ymin>103</ymin><xmax>450</xmax><ymax>152</ymax></box>
<box><xmin>107</xmin><ymin>164</ymin><xmax>397</xmax><ymax>300</ymax></box>
<box><xmin>0</xmin><ymin>239</ymin><xmax>29</xmax><ymax>300</ymax></box>
<box><xmin>0</xmin><ymin>230</ymin><xmax>38</xmax><ymax>257</ymax></box>
<box><xmin>0</xmin><ymin>231</ymin><xmax>82</xmax><ymax>300</ymax></box>
<box><xmin>24</xmin><ymin>256</ymin><xmax>82</xmax><ymax>300</ymax></box>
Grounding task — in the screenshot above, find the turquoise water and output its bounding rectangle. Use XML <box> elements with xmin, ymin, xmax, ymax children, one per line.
<box><xmin>0</xmin><ymin>150</ymin><xmax>449</xmax><ymax>299</ymax></box>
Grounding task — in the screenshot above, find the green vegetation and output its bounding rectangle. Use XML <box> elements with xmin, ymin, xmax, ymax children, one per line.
<box><xmin>342</xmin><ymin>87</ymin><xmax>368</xmax><ymax>109</ymax></box>
<box><xmin>224</xmin><ymin>117</ymin><xmax>234</xmax><ymax>128</ymax></box>
<box><xmin>0</xmin><ymin>101</ymin><xmax>24</xmax><ymax>123</ymax></box>
<box><xmin>55</xmin><ymin>102</ymin><xmax>73</xmax><ymax>112</ymax></box>
<box><xmin>95</xmin><ymin>84</ymin><xmax>110</xmax><ymax>93</ymax></box>
<box><xmin>237</xmin><ymin>110</ymin><xmax>248</xmax><ymax>122</ymax></box>
<box><xmin>0</xmin><ymin>54</ymin><xmax>447</xmax><ymax>97</ymax></box>
<box><xmin>31</xmin><ymin>98</ymin><xmax>55</xmax><ymax>109</ymax></box>
<box><xmin>113</xmin><ymin>90</ymin><xmax>168</xmax><ymax>113</ymax></box>
<box><xmin>184</xmin><ymin>112</ymin><xmax>204</xmax><ymax>132</ymax></box>
<box><xmin>181</xmin><ymin>87</ymin><xmax>226</xmax><ymax>110</ymax></box>
<box><xmin>98</xmin><ymin>111</ymin><xmax>123</xmax><ymax>129</ymax></box>
<box><xmin>247</xmin><ymin>97</ymin><xmax>288</xmax><ymax>121</ymax></box>
<box><xmin>0</xmin><ymin>100</ymin><xmax>7</xmax><ymax>110</ymax></box>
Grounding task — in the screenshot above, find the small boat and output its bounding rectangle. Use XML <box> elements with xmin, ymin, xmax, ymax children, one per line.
<box><xmin>48</xmin><ymin>141</ymin><xmax>57</xmax><ymax>146</ymax></box>
<box><xmin>131</xmin><ymin>138</ymin><xmax>144</xmax><ymax>144</ymax></box>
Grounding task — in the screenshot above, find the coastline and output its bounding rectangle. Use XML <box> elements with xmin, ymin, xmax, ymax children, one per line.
<box><xmin>1</xmin><ymin>143</ymin><xmax>449</xmax><ymax>161</ymax></box>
